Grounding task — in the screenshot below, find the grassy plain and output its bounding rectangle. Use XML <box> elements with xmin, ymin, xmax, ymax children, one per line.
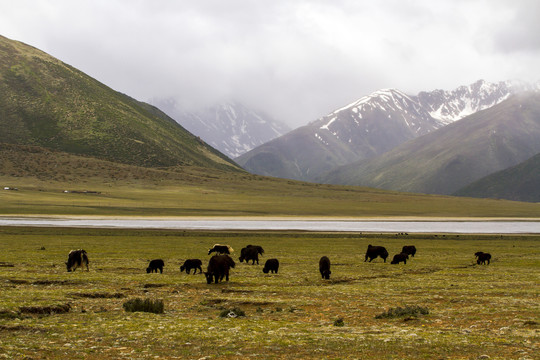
<box><xmin>0</xmin><ymin>227</ymin><xmax>538</xmax><ymax>359</ymax></box>
<box><xmin>3</xmin><ymin>166</ymin><xmax>540</xmax><ymax>218</ymax></box>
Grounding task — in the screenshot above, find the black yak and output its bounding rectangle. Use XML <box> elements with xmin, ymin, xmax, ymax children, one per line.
<box><xmin>262</xmin><ymin>259</ymin><xmax>279</xmax><ymax>274</ymax></box>
<box><xmin>365</xmin><ymin>245</ymin><xmax>389</xmax><ymax>262</ymax></box>
<box><xmin>146</xmin><ymin>259</ymin><xmax>164</xmax><ymax>273</ymax></box>
<box><xmin>246</xmin><ymin>244</ymin><xmax>264</xmax><ymax>255</ymax></box>
<box><xmin>208</xmin><ymin>244</ymin><xmax>233</xmax><ymax>255</ymax></box>
<box><xmin>65</xmin><ymin>249</ymin><xmax>89</xmax><ymax>272</ymax></box>
<box><xmin>390</xmin><ymin>253</ymin><xmax>409</xmax><ymax>265</ymax></box>
<box><xmin>319</xmin><ymin>256</ymin><xmax>331</xmax><ymax>279</ymax></box>
<box><xmin>180</xmin><ymin>259</ymin><xmax>203</xmax><ymax>274</ymax></box>
<box><xmin>239</xmin><ymin>246</ymin><xmax>260</xmax><ymax>265</ymax></box>
<box><xmin>475</xmin><ymin>251</ymin><xmax>491</xmax><ymax>265</ymax></box>
<box><xmin>204</xmin><ymin>255</ymin><xmax>236</xmax><ymax>284</ymax></box>
<box><xmin>401</xmin><ymin>245</ymin><xmax>417</xmax><ymax>257</ymax></box>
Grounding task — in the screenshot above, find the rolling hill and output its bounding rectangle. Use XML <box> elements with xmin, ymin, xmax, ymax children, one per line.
<box><xmin>0</xmin><ymin>35</ymin><xmax>240</xmax><ymax>171</ymax></box>
<box><xmin>454</xmin><ymin>152</ymin><xmax>540</xmax><ymax>202</ymax></box>
<box><xmin>321</xmin><ymin>92</ymin><xmax>540</xmax><ymax>195</ymax></box>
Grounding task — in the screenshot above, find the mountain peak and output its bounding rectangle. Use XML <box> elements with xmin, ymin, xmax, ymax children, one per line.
<box><xmin>417</xmin><ymin>79</ymin><xmax>537</xmax><ymax>124</ymax></box>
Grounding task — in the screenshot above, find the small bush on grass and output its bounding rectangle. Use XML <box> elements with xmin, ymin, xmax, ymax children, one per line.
<box><xmin>375</xmin><ymin>305</ymin><xmax>429</xmax><ymax>319</ymax></box>
<box><xmin>122</xmin><ymin>298</ymin><xmax>164</xmax><ymax>314</ymax></box>
<box><xmin>333</xmin><ymin>318</ymin><xmax>345</xmax><ymax>327</ymax></box>
<box><xmin>219</xmin><ymin>307</ymin><xmax>245</xmax><ymax>318</ymax></box>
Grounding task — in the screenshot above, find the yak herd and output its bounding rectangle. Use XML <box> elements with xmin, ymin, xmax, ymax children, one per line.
<box><xmin>65</xmin><ymin>243</ymin><xmax>492</xmax><ymax>283</ymax></box>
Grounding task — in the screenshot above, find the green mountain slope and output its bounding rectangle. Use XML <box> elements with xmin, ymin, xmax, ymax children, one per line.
<box><xmin>321</xmin><ymin>93</ymin><xmax>540</xmax><ymax>195</ymax></box>
<box><xmin>454</xmin><ymin>152</ymin><xmax>540</xmax><ymax>202</ymax></box>
<box><xmin>0</xmin><ymin>35</ymin><xmax>240</xmax><ymax>171</ymax></box>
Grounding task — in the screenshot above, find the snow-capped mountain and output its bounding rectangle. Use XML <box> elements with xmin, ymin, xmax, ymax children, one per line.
<box><xmin>237</xmin><ymin>79</ymin><xmax>539</xmax><ymax>182</ymax></box>
<box><xmin>417</xmin><ymin>79</ymin><xmax>539</xmax><ymax>124</ymax></box>
<box><xmin>237</xmin><ymin>88</ymin><xmax>444</xmax><ymax>181</ymax></box>
<box><xmin>149</xmin><ymin>100</ymin><xmax>290</xmax><ymax>158</ymax></box>
<box><xmin>314</xmin><ymin>88</ymin><xmax>444</xmax><ymax>155</ymax></box>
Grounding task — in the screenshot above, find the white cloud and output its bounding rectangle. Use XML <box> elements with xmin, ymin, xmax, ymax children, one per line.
<box><xmin>1</xmin><ymin>0</ymin><xmax>539</xmax><ymax>127</ymax></box>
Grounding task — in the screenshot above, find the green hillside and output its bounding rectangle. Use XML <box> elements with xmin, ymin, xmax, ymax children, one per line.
<box><xmin>0</xmin><ymin>35</ymin><xmax>239</xmax><ymax>171</ymax></box>
<box><xmin>321</xmin><ymin>93</ymin><xmax>540</xmax><ymax>195</ymax></box>
<box><xmin>454</xmin><ymin>152</ymin><xmax>540</xmax><ymax>202</ymax></box>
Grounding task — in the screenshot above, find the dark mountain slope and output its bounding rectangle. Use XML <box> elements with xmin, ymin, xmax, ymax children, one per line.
<box><xmin>454</xmin><ymin>152</ymin><xmax>540</xmax><ymax>202</ymax></box>
<box><xmin>321</xmin><ymin>93</ymin><xmax>540</xmax><ymax>195</ymax></box>
<box><xmin>0</xmin><ymin>35</ymin><xmax>239</xmax><ymax>171</ymax></box>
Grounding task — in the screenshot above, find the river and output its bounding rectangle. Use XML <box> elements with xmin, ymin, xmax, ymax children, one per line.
<box><xmin>0</xmin><ymin>217</ymin><xmax>539</xmax><ymax>233</ymax></box>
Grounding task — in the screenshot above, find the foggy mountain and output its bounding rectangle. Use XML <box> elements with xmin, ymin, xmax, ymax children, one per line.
<box><xmin>149</xmin><ymin>99</ymin><xmax>290</xmax><ymax>158</ymax></box>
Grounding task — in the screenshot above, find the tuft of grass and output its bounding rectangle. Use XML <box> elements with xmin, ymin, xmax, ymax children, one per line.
<box><xmin>122</xmin><ymin>298</ymin><xmax>164</xmax><ymax>314</ymax></box>
<box><xmin>333</xmin><ymin>318</ymin><xmax>345</xmax><ymax>327</ymax></box>
<box><xmin>219</xmin><ymin>307</ymin><xmax>246</xmax><ymax>318</ymax></box>
<box><xmin>19</xmin><ymin>303</ymin><xmax>71</xmax><ymax>315</ymax></box>
<box><xmin>375</xmin><ymin>305</ymin><xmax>429</xmax><ymax>319</ymax></box>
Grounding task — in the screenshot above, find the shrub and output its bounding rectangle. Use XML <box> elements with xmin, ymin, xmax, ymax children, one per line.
<box><xmin>333</xmin><ymin>318</ymin><xmax>345</xmax><ymax>327</ymax></box>
<box><xmin>375</xmin><ymin>305</ymin><xmax>429</xmax><ymax>319</ymax></box>
<box><xmin>122</xmin><ymin>298</ymin><xmax>164</xmax><ymax>314</ymax></box>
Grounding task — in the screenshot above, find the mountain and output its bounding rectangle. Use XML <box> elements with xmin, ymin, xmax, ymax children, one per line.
<box><xmin>149</xmin><ymin>99</ymin><xmax>290</xmax><ymax>158</ymax></box>
<box><xmin>417</xmin><ymin>79</ymin><xmax>539</xmax><ymax>124</ymax></box>
<box><xmin>0</xmin><ymin>35</ymin><xmax>240</xmax><ymax>171</ymax></box>
<box><xmin>454</xmin><ymin>152</ymin><xmax>540</xmax><ymax>202</ymax></box>
<box><xmin>237</xmin><ymin>80</ymin><xmax>536</xmax><ymax>182</ymax></box>
<box><xmin>321</xmin><ymin>92</ymin><xmax>540</xmax><ymax>195</ymax></box>
<box><xmin>236</xmin><ymin>89</ymin><xmax>443</xmax><ymax>181</ymax></box>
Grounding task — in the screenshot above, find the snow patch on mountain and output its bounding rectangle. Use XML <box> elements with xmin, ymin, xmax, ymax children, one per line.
<box><xmin>148</xmin><ymin>99</ymin><xmax>290</xmax><ymax>158</ymax></box>
<box><xmin>417</xmin><ymin>79</ymin><xmax>537</xmax><ymax>124</ymax></box>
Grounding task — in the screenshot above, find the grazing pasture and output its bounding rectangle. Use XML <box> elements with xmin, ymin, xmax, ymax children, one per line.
<box><xmin>0</xmin><ymin>226</ymin><xmax>538</xmax><ymax>359</ymax></box>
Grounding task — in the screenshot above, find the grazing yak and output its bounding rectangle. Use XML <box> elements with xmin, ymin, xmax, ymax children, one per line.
<box><xmin>365</xmin><ymin>245</ymin><xmax>389</xmax><ymax>262</ymax></box>
<box><xmin>146</xmin><ymin>259</ymin><xmax>164</xmax><ymax>273</ymax></box>
<box><xmin>401</xmin><ymin>245</ymin><xmax>417</xmax><ymax>257</ymax></box>
<box><xmin>262</xmin><ymin>259</ymin><xmax>279</xmax><ymax>274</ymax></box>
<box><xmin>180</xmin><ymin>259</ymin><xmax>203</xmax><ymax>274</ymax></box>
<box><xmin>391</xmin><ymin>253</ymin><xmax>409</xmax><ymax>265</ymax></box>
<box><xmin>239</xmin><ymin>246</ymin><xmax>260</xmax><ymax>265</ymax></box>
<box><xmin>475</xmin><ymin>251</ymin><xmax>492</xmax><ymax>265</ymax></box>
<box><xmin>204</xmin><ymin>255</ymin><xmax>236</xmax><ymax>284</ymax></box>
<box><xmin>246</xmin><ymin>244</ymin><xmax>264</xmax><ymax>255</ymax></box>
<box><xmin>319</xmin><ymin>256</ymin><xmax>331</xmax><ymax>280</ymax></box>
<box><xmin>65</xmin><ymin>249</ymin><xmax>89</xmax><ymax>272</ymax></box>
<box><xmin>208</xmin><ymin>244</ymin><xmax>234</xmax><ymax>255</ymax></box>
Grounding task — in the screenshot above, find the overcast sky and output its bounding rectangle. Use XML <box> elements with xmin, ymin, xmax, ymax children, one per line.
<box><xmin>1</xmin><ymin>0</ymin><xmax>539</xmax><ymax>127</ymax></box>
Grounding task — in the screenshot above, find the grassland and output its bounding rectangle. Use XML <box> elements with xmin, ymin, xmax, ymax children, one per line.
<box><xmin>0</xmin><ymin>226</ymin><xmax>538</xmax><ymax>359</ymax></box>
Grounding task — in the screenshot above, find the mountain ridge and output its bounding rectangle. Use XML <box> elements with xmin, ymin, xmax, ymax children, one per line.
<box><xmin>320</xmin><ymin>92</ymin><xmax>540</xmax><ymax>195</ymax></box>
<box><xmin>237</xmin><ymin>79</ymin><xmax>537</xmax><ymax>182</ymax></box>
